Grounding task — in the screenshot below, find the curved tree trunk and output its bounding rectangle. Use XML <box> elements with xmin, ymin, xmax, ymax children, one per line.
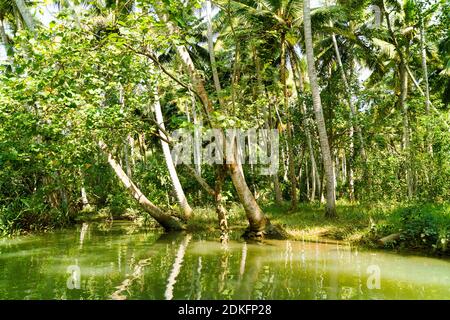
<box><xmin>229</xmin><ymin>161</ymin><xmax>267</xmax><ymax>235</ymax></box>
<box><xmin>160</xmin><ymin>13</ymin><xmax>286</xmax><ymax>239</ymax></box>
<box><xmin>98</xmin><ymin>141</ymin><xmax>184</xmax><ymax>231</ymax></box>
<box><xmin>153</xmin><ymin>86</ymin><xmax>193</xmax><ymax>220</ymax></box>
<box><xmin>303</xmin><ymin>0</ymin><xmax>337</xmax><ymax>218</ymax></box>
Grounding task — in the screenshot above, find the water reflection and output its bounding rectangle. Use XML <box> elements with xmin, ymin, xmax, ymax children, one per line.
<box><xmin>165</xmin><ymin>234</ymin><xmax>192</xmax><ymax>300</ymax></box>
<box><xmin>0</xmin><ymin>221</ymin><xmax>449</xmax><ymax>300</ymax></box>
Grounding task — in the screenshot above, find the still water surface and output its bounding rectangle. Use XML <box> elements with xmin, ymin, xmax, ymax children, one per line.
<box><xmin>0</xmin><ymin>221</ymin><xmax>449</xmax><ymax>300</ymax></box>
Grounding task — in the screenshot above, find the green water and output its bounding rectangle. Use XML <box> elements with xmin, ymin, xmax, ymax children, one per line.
<box><xmin>0</xmin><ymin>221</ymin><xmax>449</xmax><ymax>300</ymax></box>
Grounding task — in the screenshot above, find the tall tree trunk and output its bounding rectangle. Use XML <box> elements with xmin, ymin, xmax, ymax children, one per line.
<box><xmin>330</xmin><ymin>33</ymin><xmax>355</xmax><ymax>200</ymax></box>
<box><xmin>153</xmin><ymin>86</ymin><xmax>193</xmax><ymax>220</ymax></box>
<box><xmin>420</xmin><ymin>17</ymin><xmax>432</xmax><ymax>155</ymax></box>
<box><xmin>161</xmin><ymin>14</ymin><xmax>284</xmax><ymax>238</ymax></box>
<box><xmin>289</xmin><ymin>48</ymin><xmax>320</xmax><ymax>202</ymax></box>
<box><xmin>280</xmin><ymin>35</ymin><xmax>297</xmax><ymax>210</ymax></box>
<box><xmin>257</xmin><ymin>46</ymin><xmax>283</xmax><ymax>205</ymax></box>
<box><xmin>206</xmin><ymin>0</ymin><xmax>224</xmax><ymax>106</ymax></box>
<box><xmin>98</xmin><ymin>141</ymin><xmax>184</xmax><ymax>231</ymax></box>
<box><xmin>399</xmin><ymin>63</ymin><xmax>414</xmax><ymax>199</ymax></box>
<box><xmin>328</xmin><ymin>10</ymin><xmax>367</xmax><ymax>155</ymax></box>
<box><xmin>14</xmin><ymin>0</ymin><xmax>35</xmax><ymax>32</ymax></box>
<box><xmin>303</xmin><ymin>0</ymin><xmax>337</xmax><ymax>218</ymax></box>
<box><xmin>348</xmin><ymin>126</ymin><xmax>355</xmax><ymax>201</ymax></box>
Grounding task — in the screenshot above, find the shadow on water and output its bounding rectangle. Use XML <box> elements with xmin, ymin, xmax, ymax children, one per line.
<box><xmin>0</xmin><ymin>221</ymin><xmax>449</xmax><ymax>300</ymax></box>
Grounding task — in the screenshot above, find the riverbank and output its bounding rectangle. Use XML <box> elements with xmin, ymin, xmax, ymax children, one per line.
<box><xmin>179</xmin><ymin>201</ymin><xmax>450</xmax><ymax>256</ymax></box>
<box><xmin>3</xmin><ymin>201</ymin><xmax>449</xmax><ymax>256</ymax></box>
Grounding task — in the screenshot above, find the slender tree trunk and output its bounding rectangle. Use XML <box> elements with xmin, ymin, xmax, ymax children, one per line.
<box><xmin>80</xmin><ymin>170</ymin><xmax>90</xmax><ymax>209</ymax></box>
<box><xmin>280</xmin><ymin>36</ymin><xmax>297</xmax><ymax>210</ymax></box>
<box><xmin>289</xmin><ymin>48</ymin><xmax>320</xmax><ymax>202</ymax></box>
<box><xmin>305</xmin><ymin>160</ymin><xmax>310</xmax><ymax>200</ymax></box>
<box><xmin>399</xmin><ymin>63</ymin><xmax>414</xmax><ymax>199</ymax></box>
<box><xmin>206</xmin><ymin>0</ymin><xmax>224</xmax><ymax>106</ymax></box>
<box><xmin>303</xmin><ymin>0</ymin><xmax>337</xmax><ymax>217</ymax></box>
<box><xmin>331</xmin><ymin>33</ymin><xmax>367</xmax><ymax>162</ymax></box>
<box><xmin>98</xmin><ymin>141</ymin><xmax>183</xmax><ymax>231</ymax></box>
<box><xmin>123</xmin><ymin>142</ymin><xmax>132</xmax><ymax>178</ymax></box>
<box><xmin>258</xmin><ymin>49</ymin><xmax>283</xmax><ymax>205</ymax></box>
<box><xmin>215</xmin><ymin>166</ymin><xmax>228</xmax><ymax>243</ymax></box>
<box><xmin>331</xmin><ymin>33</ymin><xmax>357</xmax><ymax>200</ymax></box>
<box><xmin>420</xmin><ymin>17</ymin><xmax>432</xmax><ymax>155</ymax></box>
<box><xmin>153</xmin><ymin>86</ymin><xmax>193</xmax><ymax>220</ymax></box>
<box><xmin>273</xmin><ymin>175</ymin><xmax>283</xmax><ymax>205</ymax></box>
<box><xmin>162</xmin><ymin>14</ymin><xmax>284</xmax><ymax>238</ymax></box>
<box><xmin>14</xmin><ymin>0</ymin><xmax>35</xmax><ymax>32</ymax></box>
<box><xmin>185</xmin><ymin>164</ymin><xmax>215</xmax><ymax>196</ymax></box>
<box><xmin>81</xmin><ymin>186</ymin><xmax>89</xmax><ymax>209</ymax></box>
<box><xmin>348</xmin><ymin>126</ymin><xmax>355</xmax><ymax>201</ymax></box>
<box><xmin>0</xmin><ymin>20</ymin><xmax>11</xmax><ymax>55</ymax></box>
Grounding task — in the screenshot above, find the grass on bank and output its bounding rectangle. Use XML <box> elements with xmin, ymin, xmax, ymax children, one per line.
<box><xmin>181</xmin><ymin>201</ymin><xmax>450</xmax><ymax>255</ymax></box>
<box><xmin>267</xmin><ymin>201</ymin><xmax>450</xmax><ymax>255</ymax></box>
<box><xmin>2</xmin><ymin>199</ymin><xmax>449</xmax><ymax>256</ymax></box>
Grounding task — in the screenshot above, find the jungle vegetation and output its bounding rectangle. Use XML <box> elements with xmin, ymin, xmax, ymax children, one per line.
<box><xmin>0</xmin><ymin>0</ymin><xmax>449</xmax><ymax>254</ymax></box>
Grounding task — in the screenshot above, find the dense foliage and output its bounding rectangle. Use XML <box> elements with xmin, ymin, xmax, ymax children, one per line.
<box><xmin>0</xmin><ymin>0</ymin><xmax>449</xmax><ymax>251</ymax></box>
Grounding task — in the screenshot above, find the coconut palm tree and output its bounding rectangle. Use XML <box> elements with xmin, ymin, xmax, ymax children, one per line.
<box><xmin>303</xmin><ymin>0</ymin><xmax>337</xmax><ymax>217</ymax></box>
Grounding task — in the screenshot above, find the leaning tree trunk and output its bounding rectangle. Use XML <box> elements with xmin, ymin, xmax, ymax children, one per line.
<box><xmin>228</xmin><ymin>160</ymin><xmax>267</xmax><ymax>236</ymax></box>
<box><xmin>160</xmin><ymin>13</ymin><xmax>285</xmax><ymax>239</ymax></box>
<box><xmin>303</xmin><ymin>0</ymin><xmax>337</xmax><ymax>218</ymax></box>
<box><xmin>14</xmin><ymin>0</ymin><xmax>35</xmax><ymax>32</ymax></box>
<box><xmin>98</xmin><ymin>141</ymin><xmax>184</xmax><ymax>231</ymax></box>
<box><xmin>153</xmin><ymin>86</ymin><xmax>193</xmax><ymax>220</ymax></box>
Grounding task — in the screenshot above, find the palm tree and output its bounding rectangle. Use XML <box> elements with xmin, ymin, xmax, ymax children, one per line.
<box><xmin>222</xmin><ymin>0</ymin><xmax>304</xmax><ymax>210</ymax></box>
<box><xmin>303</xmin><ymin>0</ymin><xmax>337</xmax><ymax>217</ymax></box>
<box><xmin>156</xmin><ymin>3</ymin><xmax>285</xmax><ymax>239</ymax></box>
